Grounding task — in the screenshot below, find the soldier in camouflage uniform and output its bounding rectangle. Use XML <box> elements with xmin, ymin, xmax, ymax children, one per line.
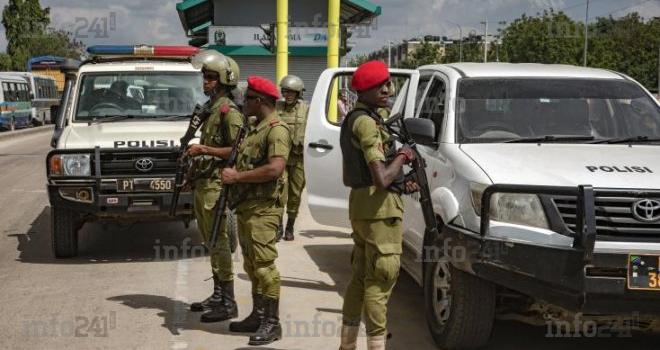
<box><xmin>222</xmin><ymin>76</ymin><xmax>290</xmax><ymax>346</ymax></box>
<box><xmin>337</xmin><ymin>61</ymin><xmax>419</xmax><ymax>350</ymax></box>
<box><xmin>183</xmin><ymin>50</ymin><xmax>244</xmax><ymax>323</ymax></box>
<box><xmin>275</xmin><ymin>75</ymin><xmax>309</xmax><ymax>242</ymax></box>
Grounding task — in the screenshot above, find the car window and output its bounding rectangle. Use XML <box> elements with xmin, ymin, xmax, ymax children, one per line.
<box><xmin>456</xmin><ymin>78</ymin><xmax>660</xmax><ymax>143</ymax></box>
<box><xmin>414</xmin><ymin>76</ymin><xmax>431</xmax><ymax>118</ymax></box>
<box><xmin>325</xmin><ymin>73</ymin><xmax>411</xmax><ymax>125</ymax></box>
<box><xmin>75</xmin><ymin>72</ymin><xmax>204</xmax><ymax>120</ymax></box>
<box><xmin>418</xmin><ymin>76</ymin><xmax>447</xmax><ymax>138</ymax></box>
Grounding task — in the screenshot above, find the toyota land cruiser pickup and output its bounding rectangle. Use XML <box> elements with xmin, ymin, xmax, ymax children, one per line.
<box><xmin>47</xmin><ymin>45</ymin><xmax>206</xmax><ymax>258</ymax></box>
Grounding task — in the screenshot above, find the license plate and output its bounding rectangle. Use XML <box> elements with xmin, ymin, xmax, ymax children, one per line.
<box><xmin>117</xmin><ymin>178</ymin><xmax>174</xmax><ymax>192</ymax></box>
<box><xmin>627</xmin><ymin>254</ymin><xmax>660</xmax><ymax>291</ymax></box>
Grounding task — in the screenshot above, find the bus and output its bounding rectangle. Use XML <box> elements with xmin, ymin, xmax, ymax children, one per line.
<box><xmin>0</xmin><ymin>75</ymin><xmax>32</xmax><ymax>131</ymax></box>
<box><xmin>28</xmin><ymin>56</ymin><xmax>81</xmax><ymax>94</ymax></box>
<box><xmin>4</xmin><ymin>72</ymin><xmax>59</xmax><ymax>125</ymax></box>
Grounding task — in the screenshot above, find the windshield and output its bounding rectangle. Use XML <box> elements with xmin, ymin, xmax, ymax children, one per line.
<box><xmin>456</xmin><ymin>78</ymin><xmax>660</xmax><ymax>143</ymax></box>
<box><xmin>74</xmin><ymin>72</ymin><xmax>205</xmax><ymax>121</ymax></box>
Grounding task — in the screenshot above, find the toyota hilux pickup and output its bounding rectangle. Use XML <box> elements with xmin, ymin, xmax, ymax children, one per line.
<box><xmin>305</xmin><ymin>63</ymin><xmax>660</xmax><ymax>349</ymax></box>
<box><xmin>47</xmin><ymin>45</ymin><xmax>208</xmax><ymax>258</ymax></box>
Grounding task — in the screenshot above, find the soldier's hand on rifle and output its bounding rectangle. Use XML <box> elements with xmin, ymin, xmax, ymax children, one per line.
<box><xmin>397</xmin><ymin>145</ymin><xmax>415</xmax><ymax>164</ymax></box>
<box><xmin>183</xmin><ymin>144</ymin><xmax>206</xmax><ymax>158</ymax></box>
<box><xmin>404</xmin><ymin>180</ymin><xmax>420</xmax><ymax>194</ymax></box>
<box><xmin>404</xmin><ymin>170</ymin><xmax>421</xmax><ymax>194</ymax></box>
<box><xmin>221</xmin><ymin>167</ymin><xmax>239</xmax><ymax>185</ymax></box>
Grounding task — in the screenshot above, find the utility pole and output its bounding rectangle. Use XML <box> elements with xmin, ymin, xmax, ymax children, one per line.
<box><xmin>480</xmin><ymin>20</ymin><xmax>489</xmax><ymax>63</ymax></box>
<box><xmin>445</xmin><ymin>20</ymin><xmax>463</xmax><ymax>62</ymax></box>
<box><xmin>583</xmin><ymin>0</ymin><xmax>589</xmax><ymax>67</ymax></box>
<box><xmin>388</xmin><ymin>41</ymin><xmax>392</xmax><ymax>67</ymax></box>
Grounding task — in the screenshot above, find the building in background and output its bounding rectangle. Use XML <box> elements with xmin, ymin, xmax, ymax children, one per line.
<box><xmin>365</xmin><ymin>36</ymin><xmax>448</xmax><ymax>68</ymax></box>
<box><xmin>176</xmin><ymin>0</ymin><xmax>381</xmax><ymax>99</ymax></box>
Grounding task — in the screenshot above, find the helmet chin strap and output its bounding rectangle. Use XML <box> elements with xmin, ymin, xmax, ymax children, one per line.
<box><xmin>205</xmin><ymin>82</ymin><xmax>232</xmax><ymax>98</ymax></box>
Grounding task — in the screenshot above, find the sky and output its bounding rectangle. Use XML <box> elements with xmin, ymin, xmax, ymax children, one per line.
<box><xmin>0</xmin><ymin>0</ymin><xmax>658</xmax><ymax>57</ymax></box>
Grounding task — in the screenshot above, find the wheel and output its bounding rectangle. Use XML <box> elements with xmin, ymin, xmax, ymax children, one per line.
<box><xmin>423</xmin><ymin>238</ymin><xmax>496</xmax><ymax>350</ymax></box>
<box><xmin>227</xmin><ymin>210</ymin><xmax>238</xmax><ymax>253</ymax></box>
<box><xmin>51</xmin><ymin>207</ymin><xmax>79</xmax><ymax>258</ymax></box>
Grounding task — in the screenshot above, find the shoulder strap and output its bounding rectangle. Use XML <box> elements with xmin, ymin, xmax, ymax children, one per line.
<box><xmin>344</xmin><ymin>107</ymin><xmax>383</xmax><ymax>145</ymax></box>
<box><xmin>217</xmin><ymin>103</ymin><xmax>246</xmax><ymax>144</ymax></box>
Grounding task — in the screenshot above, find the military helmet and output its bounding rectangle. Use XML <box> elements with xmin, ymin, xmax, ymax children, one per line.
<box><xmin>279</xmin><ymin>75</ymin><xmax>305</xmax><ymax>93</ymax></box>
<box><xmin>191</xmin><ymin>50</ymin><xmax>240</xmax><ymax>87</ymax></box>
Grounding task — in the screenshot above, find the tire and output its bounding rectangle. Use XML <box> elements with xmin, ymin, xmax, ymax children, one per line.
<box><xmin>51</xmin><ymin>207</ymin><xmax>79</xmax><ymax>258</ymax></box>
<box><xmin>423</xmin><ymin>239</ymin><xmax>496</xmax><ymax>350</ymax></box>
<box><xmin>227</xmin><ymin>210</ymin><xmax>238</xmax><ymax>253</ymax></box>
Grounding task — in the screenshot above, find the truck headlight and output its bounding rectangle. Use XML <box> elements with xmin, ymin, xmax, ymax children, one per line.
<box><xmin>50</xmin><ymin>154</ymin><xmax>91</xmax><ymax>176</ymax></box>
<box><xmin>471</xmin><ymin>182</ymin><xmax>549</xmax><ymax>229</ymax></box>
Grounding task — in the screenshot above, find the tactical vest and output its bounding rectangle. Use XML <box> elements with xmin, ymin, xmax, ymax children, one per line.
<box><xmin>340</xmin><ymin>108</ymin><xmax>406</xmax><ymax>193</ymax></box>
<box><xmin>234</xmin><ymin>118</ymin><xmax>290</xmax><ymax>203</ymax></box>
<box><xmin>276</xmin><ymin>100</ymin><xmax>308</xmax><ymax>155</ymax></box>
<box><xmin>193</xmin><ymin>100</ymin><xmax>243</xmax><ymax>179</ymax></box>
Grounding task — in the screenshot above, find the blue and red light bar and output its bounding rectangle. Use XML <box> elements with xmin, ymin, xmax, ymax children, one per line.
<box><xmin>87</xmin><ymin>45</ymin><xmax>200</xmax><ymax>57</ymax></box>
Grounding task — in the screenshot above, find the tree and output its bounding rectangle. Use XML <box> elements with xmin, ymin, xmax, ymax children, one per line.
<box><xmin>397</xmin><ymin>41</ymin><xmax>443</xmax><ymax>68</ymax></box>
<box><xmin>0</xmin><ymin>53</ymin><xmax>11</xmax><ymax>70</ymax></box>
<box><xmin>2</xmin><ymin>0</ymin><xmax>84</xmax><ymax>71</ymax></box>
<box><xmin>499</xmin><ymin>9</ymin><xmax>659</xmax><ymax>90</ymax></box>
<box><xmin>500</xmin><ymin>9</ymin><xmax>583</xmax><ymax>65</ymax></box>
<box><xmin>2</xmin><ymin>0</ymin><xmax>50</xmax><ymax>70</ymax></box>
<box><xmin>410</xmin><ymin>41</ymin><xmax>443</xmax><ymax>66</ymax></box>
<box><xmin>444</xmin><ymin>33</ymin><xmax>485</xmax><ymax>63</ymax></box>
<box><xmin>28</xmin><ymin>29</ymin><xmax>85</xmax><ymax>58</ymax></box>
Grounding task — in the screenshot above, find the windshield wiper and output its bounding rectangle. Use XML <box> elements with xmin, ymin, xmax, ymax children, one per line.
<box><xmin>87</xmin><ymin>115</ymin><xmax>135</xmax><ymax>125</ymax></box>
<box><xmin>161</xmin><ymin>115</ymin><xmax>190</xmax><ymax>121</ymax></box>
<box><xmin>504</xmin><ymin>135</ymin><xmax>595</xmax><ymax>143</ymax></box>
<box><xmin>590</xmin><ymin>135</ymin><xmax>660</xmax><ymax>144</ymax></box>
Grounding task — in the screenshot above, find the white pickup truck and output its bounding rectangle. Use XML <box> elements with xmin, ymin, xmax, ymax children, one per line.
<box><xmin>304</xmin><ymin>63</ymin><xmax>660</xmax><ymax>349</ymax></box>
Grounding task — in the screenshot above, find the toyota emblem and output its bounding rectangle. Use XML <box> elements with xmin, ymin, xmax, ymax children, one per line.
<box><xmin>631</xmin><ymin>199</ymin><xmax>660</xmax><ymax>223</ymax></box>
<box><xmin>134</xmin><ymin>158</ymin><xmax>154</xmax><ymax>172</ymax></box>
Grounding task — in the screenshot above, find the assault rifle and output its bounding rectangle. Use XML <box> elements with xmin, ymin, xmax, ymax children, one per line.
<box><xmin>385</xmin><ymin>113</ymin><xmax>439</xmax><ymax>240</ymax></box>
<box><xmin>169</xmin><ymin>103</ymin><xmax>212</xmax><ymax>217</ymax></box>
<box><xmin>208</xmin><ymin>124</ymin><xmax>248</xmax><ymax>248</ymax></box>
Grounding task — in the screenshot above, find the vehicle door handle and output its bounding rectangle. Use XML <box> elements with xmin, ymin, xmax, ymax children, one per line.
<box><xmin>308</xmin><ymin>142</ymin><xmax>333</xmax><ymax>150</ymax></box>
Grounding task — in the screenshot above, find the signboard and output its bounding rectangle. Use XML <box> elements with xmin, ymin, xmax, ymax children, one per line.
<box><xmin>208</xmin><ymin>26</ymin><xmax>329</xmax><ymax>47</ymax></box>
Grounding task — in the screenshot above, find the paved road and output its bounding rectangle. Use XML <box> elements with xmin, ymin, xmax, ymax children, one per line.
<box><xmin>1</xmin><ymin>129</ymin><xmax>658</xmax><ymax>349</ymax></box>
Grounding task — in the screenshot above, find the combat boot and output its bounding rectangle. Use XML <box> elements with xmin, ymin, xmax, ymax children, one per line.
<box><xmin>229</xmin><ymin>294</ymin><xmax>265</xmax><ymax>332</ymax></box>
<box><xmin>366</xmin><ymin>334</ymin><xmax>386</xmax><ymax>350</ymax></box>
<box><xmin>190</xmin><ymin>275</ymin><xmax>222</xmax><ymax>312</ymax></box>
<box><xmin>275</xmin><ymin>221</ymin><xmax>283</xmax><ymax>242</ymax></box>
<box><xmin>200</xmin><ymin>280</ymin><xmax>238</xmax><ymax>323</ymax></box>
<box><xmin>338</xmin><ymin>325</ymin><xmax>360</xmax><ymax>350</ymax></box>
<box><xmin>283</xmin><ymin>218</ymin><xmax>295</xmax><ymax>241</ymax></box>
<box><xmin>248</xmin><ymin>296</ymin><xmax>282</xmax><ymax>345</ymax></box>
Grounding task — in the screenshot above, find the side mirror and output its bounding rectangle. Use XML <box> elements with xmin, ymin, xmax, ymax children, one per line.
<box><xmin>404</xmin><ymin>118</ymin><xmax>436</xmax><ymax>147</ymax></box>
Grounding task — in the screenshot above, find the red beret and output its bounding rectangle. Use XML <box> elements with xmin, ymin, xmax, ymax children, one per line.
<box><xmin>351</xmin><ymin>60</ymin><xmax>390</xmax><ymax>91</ymax></box>
<box><xmin>247</xmin><ymin>76</ymin><xmax>280</xmax><ymax>100</ymax></box>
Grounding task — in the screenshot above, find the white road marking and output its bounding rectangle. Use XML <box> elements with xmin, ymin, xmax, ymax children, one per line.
<box><xmin>170</xmin><ymin>258</ymin><xmax>190</xmax><ymax>350</ymax></box>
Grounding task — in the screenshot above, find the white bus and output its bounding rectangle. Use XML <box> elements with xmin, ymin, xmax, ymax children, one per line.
<box><xmin>0</xmin><ymin>74</ymin><xmax>32</xmax><ymax>131</ymax></box>
<box><xmin>4</xmin><ymin>72</ymin><xmax>59</xmax><ymax>125</ymax></box>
